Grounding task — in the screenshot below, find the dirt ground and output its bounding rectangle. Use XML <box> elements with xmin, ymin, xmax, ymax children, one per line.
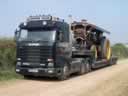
<box><xmin>0</xmin><ymin>59</ymin><xmax>128</xmax><ymax>96</ymax></box>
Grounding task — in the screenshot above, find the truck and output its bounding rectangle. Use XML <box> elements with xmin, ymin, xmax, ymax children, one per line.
<box><xmin>15</xmin><ymin>15</ymin><xmax>117</xmax><ymax>80</ymax></box>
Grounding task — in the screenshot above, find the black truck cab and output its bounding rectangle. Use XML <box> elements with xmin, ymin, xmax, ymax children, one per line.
<box><xmin>15</xmin><ymin>15</ymin><xmax>72</xmax><ymax>79</ymax></box>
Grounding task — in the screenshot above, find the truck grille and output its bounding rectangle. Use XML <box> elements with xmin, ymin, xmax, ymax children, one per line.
<box><xmin>17</xmin><ymin>46</ymin><xmax>53</xmax><ymax>67</ymax></box>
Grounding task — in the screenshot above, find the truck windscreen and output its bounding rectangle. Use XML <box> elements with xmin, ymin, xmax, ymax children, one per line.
<box><xmin>18</xmin><ymin>29</ymin><xmax>56</xmax><ymax>42</ymax></box>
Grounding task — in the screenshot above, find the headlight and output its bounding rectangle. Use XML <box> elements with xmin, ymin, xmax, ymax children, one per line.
<box><xmin>48</xmin><ymin>62</ymin><xmax>54</xmax><ymax>67</ymax></box>
<box><xmin>17</xmin><ymin>62</ymin><xmax>21</xmax><ymax>66</ymax></box>
<box><xmin>17</xmin><ymin>58</ymin><xmax>21</xmax><ymax>60</ymax></box>
<box><xmin>16</xmin><ymin>69</ymin><xmax>20</xmax><ymax>72</ymax></box>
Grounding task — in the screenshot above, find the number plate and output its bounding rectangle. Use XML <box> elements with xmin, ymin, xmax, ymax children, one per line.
<box><xmin>28</xmin><ymin>69</ymin><xmax>38</xmax><ymax>73</ymax></box>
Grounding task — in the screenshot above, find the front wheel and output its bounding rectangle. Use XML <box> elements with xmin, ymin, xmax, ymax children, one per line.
<box><xmin>100</xmin><ymin>38</ymin><xmax>112</xmax><ymax>60</ymax></box>
<box><xmin>58</xmin><ymin>65</ymin><xmax>69</xmax><ymax>80</ymax></box>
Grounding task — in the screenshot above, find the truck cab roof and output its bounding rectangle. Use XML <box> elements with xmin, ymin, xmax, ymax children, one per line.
<box><xmin>19</xmin><ymin>15</ymin><xmax>68</xmax><ymax>30</ymax></box>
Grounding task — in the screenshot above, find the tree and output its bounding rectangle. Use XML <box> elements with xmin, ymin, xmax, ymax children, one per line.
<box><xmin>112</xmin><ymin>43</ymin><xmax>128</xmax><ymax>59</ymax></box>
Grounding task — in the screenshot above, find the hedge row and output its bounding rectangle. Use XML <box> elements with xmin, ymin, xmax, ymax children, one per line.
<box><xmin>0</xmin><ymin>39</ymin><xmax>21</xmax><ymax>80</ymax></box>
<box><xmin>112</xmin><ymin>43</ymin><xmax>128</xmax><ymax>59</ymax></box>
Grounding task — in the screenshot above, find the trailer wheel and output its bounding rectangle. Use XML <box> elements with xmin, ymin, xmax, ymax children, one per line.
<box><xmin>85</xmin><ymin>59</ymin><xmax>91</xmax><ymax>73</ymax></box>
<box><xmin>101</xmin><ymin>38</ymin><xmax>112</xmax><ymax>60</ymax></box>
<box><xmin>78</xmin><ymin>59</ymin><xmax>91</xmax><ymax>75</ymax></box>
<box><xmin>78</xmin><ymin>60</ymin><xmax>86</xmax><ymax>75</ymax></box>
<box><xmin>109</xmin><ymin>57</ymin><xmax>117</xmax><ymax>65</ymax></box>
<box><xmin>58</xmin><ymin>65</ymin><xmax>69</xmax><ymax>80</ymax></box>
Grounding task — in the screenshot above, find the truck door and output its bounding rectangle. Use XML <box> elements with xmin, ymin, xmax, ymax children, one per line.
<box><xmin>56</xmin><ymin>23</ymin><xmax>72</xmax><ymax>69</ymax></box>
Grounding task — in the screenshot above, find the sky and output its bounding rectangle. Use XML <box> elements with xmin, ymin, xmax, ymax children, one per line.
<box><xmin>0</xmin><ymin>0</ymin><xmax>127</xmax><ymax>44</ymax></box>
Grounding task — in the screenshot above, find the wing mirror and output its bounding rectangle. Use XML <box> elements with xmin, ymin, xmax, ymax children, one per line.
<box><xmin>14</xmin><ymin>28</ymin><xmax>20</xmax><ymax>41</ymax></box>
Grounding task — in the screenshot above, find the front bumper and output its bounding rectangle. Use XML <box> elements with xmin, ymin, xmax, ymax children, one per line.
<box><xmin>16</xmin><ymin>66</ymin><xmax>62</xmax><ymax>77</ymax></box>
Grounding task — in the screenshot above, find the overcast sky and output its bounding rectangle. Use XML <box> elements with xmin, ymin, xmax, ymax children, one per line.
<box><xmin>0</xmin><ymin>0</ymin><xmax>127</xmax><ymax>43</ymax></box>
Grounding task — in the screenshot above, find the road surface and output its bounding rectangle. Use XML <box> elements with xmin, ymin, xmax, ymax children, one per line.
<box><xmin>0</xmin><ymin>59</ymin><xmax>128</xmax><ymax>96</ymax></box>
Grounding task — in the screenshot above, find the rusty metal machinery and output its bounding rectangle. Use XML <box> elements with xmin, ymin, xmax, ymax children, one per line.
<box><xmin>71</xmin><ymin>20</ymin><xmax>111</xmax><ymax>60</ymax></box>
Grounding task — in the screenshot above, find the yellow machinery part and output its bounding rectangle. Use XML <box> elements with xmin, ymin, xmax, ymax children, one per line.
<box><xmin>106</xmin><ymin>40</ymin><xmax>112</xmax><ymax>60</ymax></box>
<box><xmin>91</xmin><ymin>45</ymin><xmax>98</xmax><ymax>59</ymax></box>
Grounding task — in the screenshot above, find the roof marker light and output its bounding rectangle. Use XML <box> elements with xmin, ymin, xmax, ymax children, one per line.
<box><xmin>42</xmin><ymin>21</ymin><xmax>47</xmax><ymax>25</ymax></box>
<box><xmin>23</xmin><ymin>22</ymin><xmax>27</xmax><ymax>26</ymax></box>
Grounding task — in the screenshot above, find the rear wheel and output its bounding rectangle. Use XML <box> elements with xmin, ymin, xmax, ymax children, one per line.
<box><xmin>109</xmin><ymin>57</ymin><xmax>117</xmax><ymax>65</ymax></box>
<box><xmin>58</xmin><ymin>65</ymin><xmax>69</xmax><ymax>80</ymax></box>
<box><xmin>78</xmin><ymin>59</ymin><xmax>91</xmax><ymax>75</ymax></box>
<box><xmin>85</xmin><ymin>59</ymin><xmax>91</xmax><ymax>73</ymax></box>
<box><xmin>78</xmin><ymin>60</ymin><xmax>86</xmax><ymax>75</ymax></box>
<box><xmin>101</xmin><ymin>38</ymin><xmax>112</xmax><ymax>60</ymax></box>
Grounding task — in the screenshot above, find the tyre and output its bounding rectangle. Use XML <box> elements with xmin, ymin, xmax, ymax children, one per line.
<box><xmin>78</xmin><ymin>59</ymin><xmax>91</xmax><ymax>75</ymax></box>
<box><xmin>58</xmin><ymin>65</ymin><xmax>69</xmax><ymax>80</ymax></box>
<box><xmin>85</xmin><ymin>59</ymin><xmax>91</xmax><ymax>73</ymax></box>
<box><xmin>78</xmin><ymin>60</ymin><xmax>86</xmax><ymax>75</ymax></box>
<box><xmin>100</xmin><ymin>38</ymin><xmax>112</xmax><ymax>60</ymax></box>
<box><xmin>109</xmin><ymin>57</ymin><xmax>118</xmax><ymax>65</ymax></box>
<box><xmin>109</xmin><ymin>58</ymin><xmax>114</xmax><ymax>65</ymax></box>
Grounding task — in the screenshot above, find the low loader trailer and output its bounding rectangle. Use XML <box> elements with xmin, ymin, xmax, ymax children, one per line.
<box><xmin>15</xmin><ymin>15</ymin><xmax>117</xmax><ymax>80</ymax></box>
